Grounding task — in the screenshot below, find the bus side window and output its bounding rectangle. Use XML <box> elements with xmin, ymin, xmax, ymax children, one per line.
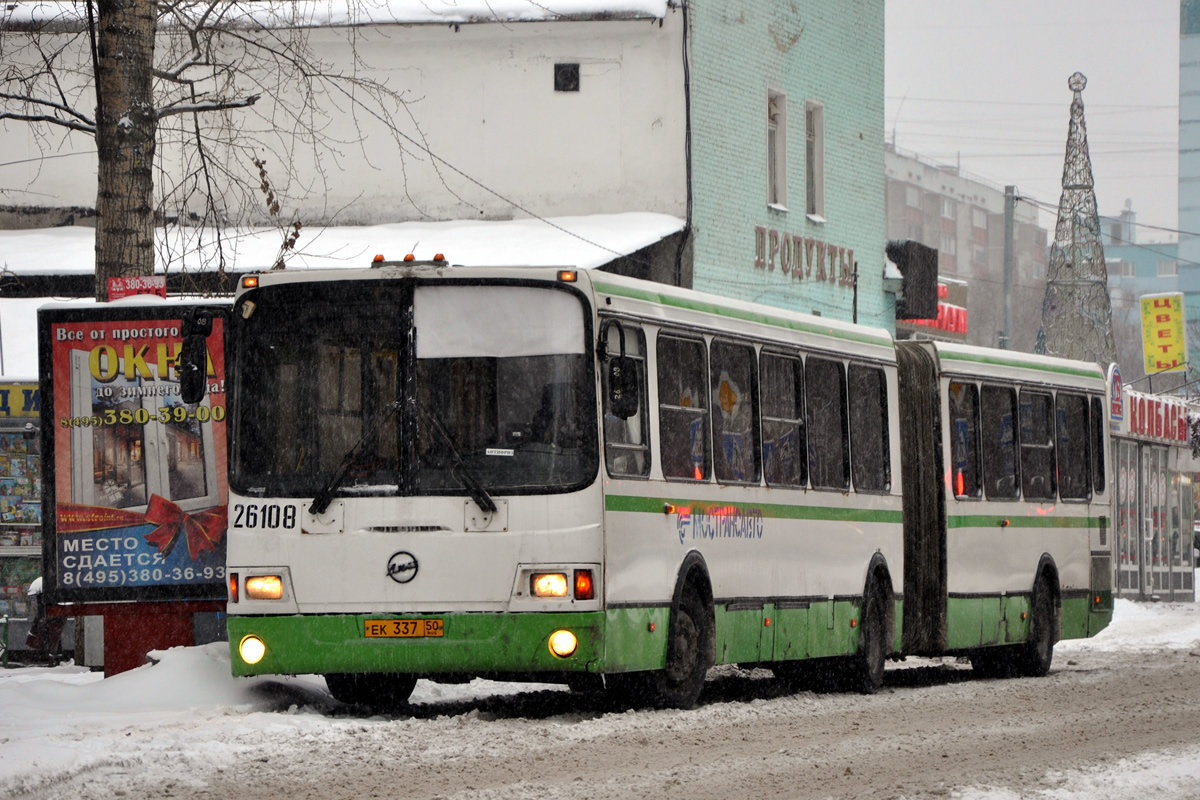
<box><xmin>602</xmin><ymin>323</ymin><xmax>651</xmax><ymax>478</ymax></box>
<box><xmin>760</xmin><ymin>352</ymin><xmax>806</xmax><ymax>488</ymax></box>
<box><xmin>848</xmin><ymin>364</ymin><xmax>891</xmax><ymax>493</ymax></box>
<box><xmin>1056</xmin><ymin>392</ymin><xmax>1091</xmax><ymax>500</ymax></box>
<box><xmin>947</xmin><ymin>381</ymin><xmax>981</xmax><ymax>499</ymax></box>
<box><xmin>805</xmin><ymin>357</ymin><xmax>848</xmax><ymax>491</ymax></box>
<box><xmin>1090</xmin><ymin>395</ymin><xmax>1106</xmax><ymax>494</ymax></box>
<box><xmin>1020</xmin><ymin>390</ymin><xmax>1057</xmax><ymax>500</ymax></box>
<box><xmin>711</xmin><ymin>339</ymin><xmax>760</xmax><ymax>484</ymax></box>
<box><xmin>657</xmin><ymin>334</ymin><xmax>710</xmax><ymax>481</ymax></box>
<box><xmin>981</xmin><ymin>385</ymin><xmax>1019</xmax><ymax>500</ymax></box>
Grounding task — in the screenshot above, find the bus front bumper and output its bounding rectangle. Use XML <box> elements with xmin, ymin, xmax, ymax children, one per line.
<box><xmin>227</xmin><ymin>611</ymin><xmax>616</xmax><ymax>678</ymax></box>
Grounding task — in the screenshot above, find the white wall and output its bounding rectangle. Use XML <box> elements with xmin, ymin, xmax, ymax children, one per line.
<box><xmin>0</xmin><ymin>17</ymin><xmax>688</xmax><ymax>226</ymax></box>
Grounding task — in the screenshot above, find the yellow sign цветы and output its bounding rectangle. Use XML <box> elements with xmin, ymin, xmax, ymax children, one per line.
<box><xmin>1140</xmin><ymin>293</ymin><xmax>1187</xmax><ymax>374</ymax></box>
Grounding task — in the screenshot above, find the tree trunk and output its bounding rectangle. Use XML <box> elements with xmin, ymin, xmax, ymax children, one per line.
<box><xmin>94</xmin><ymin>0</ymin><xmax>157</xmax><ymax>302</ymax></box>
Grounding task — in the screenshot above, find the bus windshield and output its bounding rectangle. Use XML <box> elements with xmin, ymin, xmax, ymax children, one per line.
<box><xmin>230</xmin><ymin>281</ymin><xmax>597</xmax><ymax>499</ymax></box>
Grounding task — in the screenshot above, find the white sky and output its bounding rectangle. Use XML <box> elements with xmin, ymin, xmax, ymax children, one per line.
<box><xmin>1</xmin><ymin>598</ymin><xmax>1198</xmax><ymax>798</ymax></box>
<box><xmin>886</xmin><ymin>0</ymin><xmax>1180</xmax><ymax>242</ymax></box>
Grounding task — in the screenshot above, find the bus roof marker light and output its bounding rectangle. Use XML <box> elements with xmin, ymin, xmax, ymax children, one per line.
<box><xmin>373</xmin><ymin>254</ymin><xmax>385</xmax><ymax>263</ymax></box>
<box><xmin>433</xmin><ymin>253</ymin><xmax>446</xmax><ymax>262</ymax></box>
<box><xmin>241</xmin><ymin>275</ymin><xmax>259</xmax><ymax>289</ymax></box>
<box><xmin>558</xmin><ymin>270</ymin><xmax>578</xmax><ymax>282</ymax></box>
<box><xmin>404</xmin><ymin>254</ymin><xmax>416</xmax><ymax>262</ymax></box>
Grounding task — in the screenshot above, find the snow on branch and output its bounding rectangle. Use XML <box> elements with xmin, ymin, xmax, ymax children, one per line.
<box><xmin>156</xmin><ymin>94</ymin><xmax>261</xmax><ymax>119</ymax></box>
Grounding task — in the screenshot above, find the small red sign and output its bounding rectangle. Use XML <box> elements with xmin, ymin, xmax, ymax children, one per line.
<box><xmin>108</xmin><ymin>275</ymin><xmax>166</xmax><ymax>300</ymax></box>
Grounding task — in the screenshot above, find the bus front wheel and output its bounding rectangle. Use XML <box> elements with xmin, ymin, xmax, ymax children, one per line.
<box><xmin>648</xmin><ymin>582</ymin><xmax>712</xmax><ymax>709</ymax></box>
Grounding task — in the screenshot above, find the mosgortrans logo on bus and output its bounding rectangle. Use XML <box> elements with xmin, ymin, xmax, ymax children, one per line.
<box><xmin>676</xmin><ymin>504</ymin><xmax>764</xmax><ymax>543</ymax></box>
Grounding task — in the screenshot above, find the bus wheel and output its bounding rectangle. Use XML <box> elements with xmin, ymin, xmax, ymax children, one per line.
<box><xmin>1016</xmin><ymin>578</ymin><xmax>1056</xmax><ymax>677</ymax></box>
<box><xmin>852</xmin><ymin>588</ymin><xmax>887</xmax><ymax>694</ymax></box>
<box><xmin>648</xmin><ymin>582</ymin><xmax>712</xmax><ymax>709</ymax></box>
<box><xmin>325</xmin><ymin>673</ymin><xmax>418</xmax><ymax>708</ymax></box>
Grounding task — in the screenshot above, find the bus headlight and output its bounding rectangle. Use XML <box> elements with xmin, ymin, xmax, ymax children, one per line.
<box><xmin>548</xmin><ymin>630</ymin><xmax>578</xmax><ymax>658</ymax></box>
<box><xmin>245</xmin><ymin>575</ymin><xmax>283</xmax><ymax>600</ymax></box>
<box><xmin>532</xmin><ymin>573</ymin><xmax>569</xmax><ymax>597</ymax></box>
<box><xmin>239</xmin><ymin>635</ymin><xmax>267</xmax><ymax>665</ymax></box>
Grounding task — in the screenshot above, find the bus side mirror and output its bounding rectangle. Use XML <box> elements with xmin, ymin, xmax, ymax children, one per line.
<box><xmin>179</xmin><ymin>309</ymin><xmax>213</xmax><ymax>404</ymax></box>
<box><xmin>608</xmin><ymin>356</ymin><xmax>639</xmax><ymax>419</ymax></box>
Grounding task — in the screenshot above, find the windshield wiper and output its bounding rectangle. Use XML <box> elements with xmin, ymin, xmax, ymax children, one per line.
<box><xmin>309</xmin><ymin>400</ymin><xmax>401</xmax><ymax>516</ymax></box>
<box><xmin>417</xmin><ymin>404</ymin><xmax>498</xmax><ymax>515</ymax></box>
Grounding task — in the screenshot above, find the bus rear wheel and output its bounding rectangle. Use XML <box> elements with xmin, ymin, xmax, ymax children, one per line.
<box><xmin>325</xmin><ymin>673</ymin><xmax>418</xmax><ymax>708</ymax></box>
<box><xmin>1015</xmin><ymin>578</ymin><xmax>1056</xmax><ymax>677</ymax></box>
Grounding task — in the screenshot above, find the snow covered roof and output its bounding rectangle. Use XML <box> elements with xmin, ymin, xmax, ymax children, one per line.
<box><xmin>2</xmin><ymin>1</ymin><xmax>670</xmax><ymax>28</ymax></box>
<box><xmin>0</xmin><ymin>212</ymin><xmax>685</xmax><ymax>377</ymax></box>
<box><xmin>1</xmin><ymin>212</ymin><xmax>684</xmax><ymax>275</ymax></box>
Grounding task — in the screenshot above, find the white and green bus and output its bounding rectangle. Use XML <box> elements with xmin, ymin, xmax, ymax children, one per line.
<box><xmin>180</xmin><ymin>262</ymin><xmax>1112</xmax><ymax>708</ymax></box>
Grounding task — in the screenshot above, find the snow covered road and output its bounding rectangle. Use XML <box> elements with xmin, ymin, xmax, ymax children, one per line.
<box><xmin>3</xmin><ymin>599</ymin><xmax>1200</xmax><ymax>800</ymax></box>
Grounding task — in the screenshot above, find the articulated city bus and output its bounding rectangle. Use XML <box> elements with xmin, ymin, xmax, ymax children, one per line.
<box><xmin>180</xmin><ymin>261</ymin><xmax>1111</xmax><ymax>708</ymax></box>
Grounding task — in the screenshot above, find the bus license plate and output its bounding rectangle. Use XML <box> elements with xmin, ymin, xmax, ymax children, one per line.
<box><xmin>364</xmin><ymin>619</ymin><xmax>444</xmax><ymax>638</ymax></box>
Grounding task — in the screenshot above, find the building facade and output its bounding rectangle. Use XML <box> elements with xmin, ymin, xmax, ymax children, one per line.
<box><xmin>687</xmin><ymin>1</ymin><xmax>888</xmax><ymax>327</ymax></box>
<box><xmin>0</xmin><ymin>1</ymin><xmax>891</xmax><ymax>329</ymax></box>
<box><xmin>884</xmin><ymin>144</ymin><xmax>1050</xmax><ymax>351</ymax></box>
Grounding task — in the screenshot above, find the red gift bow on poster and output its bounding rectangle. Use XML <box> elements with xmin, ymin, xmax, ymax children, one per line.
<box><xmin>143</xmin><ymin>495</ymin><xmax>228</xmax><ymax>561</ymax></box>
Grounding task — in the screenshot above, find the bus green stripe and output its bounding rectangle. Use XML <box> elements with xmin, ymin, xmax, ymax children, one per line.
<box><xmin>605</xmin><ymin>493</ymin><xmax>903</xmax><ymax>524</ymax></box>
<box><xmin>946</xmin><ymin>514</ymin><xmax>1098</xmax><ymax>529</ymax></box>
<box><xmin>593</xmin><ymin>281</ymin><xmax>894</xmax><ymax>349</ymax></box>
<box><xmin>938</xmin><ymin>350</ymin><xmax>1102</xmax><ymax>379</ymax></box>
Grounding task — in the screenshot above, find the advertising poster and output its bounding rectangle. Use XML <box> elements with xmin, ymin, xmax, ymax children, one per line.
<box><xmin>39</xmin><ymin>305</ymin><xmax>228</xmax><ymax>603</ymax></box>
<box><xmin>1140</xmin><ymin>292</ymin><xmax>1187</xmax><ymax>374</ymax></box>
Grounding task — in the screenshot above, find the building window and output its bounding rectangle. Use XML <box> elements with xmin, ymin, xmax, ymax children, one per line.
<box><xmin>972</xmin><ymin>207</ymin><xmax>987</xmax><ymax>229</ymax></box>
<box><xmin>1120</xmin><ymin>261</ymin><xmax>1135</xmax><ymax>277</ymax></box>
<box><xmin>941</xmin><ymin>197</ymin><xmax>957</xmax><ymax>220</ymax></box>
<box><xmin>1032</xmin><ymin>262</ymin><xmax>1046</xmax><ymax>280</ymax></box>
<box><xmin>767</xmin><ymin>90</ymin><xmax>787</xmax><ymax>209</ymax></box>
<box><xmin>905</xmin><ymin>185</ymin><xmax>922</xmax><ymax>209</ymax></box>
<box><xmin>805</xmin><ymin>101</ymin><xmax>824</xmax><ymax>220</ymax></box>
<box><xmin>1158</xmin><ymin>260</ymin><xmax>1178</xmax><ymax>277</ymax></box>
<box><xmin>940</xmin><ymin>232</ymin><xmax>956</xmax><ymax>256</ymax></box>
<box><xmin>554</xmin><ymin>63</ymin><xmax>580</xmax><ymax>92</ymax></box>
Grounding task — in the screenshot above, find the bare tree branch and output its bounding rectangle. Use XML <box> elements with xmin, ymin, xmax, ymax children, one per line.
<box><xmin>0</xmin><ymin>110</ymin><xmax>94</xmax><ymax>133</ymax></box>
<box><xmin>156</xmin><ymin>93</ymin><xmax>259</xmax><ymax>118</ymax></box>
